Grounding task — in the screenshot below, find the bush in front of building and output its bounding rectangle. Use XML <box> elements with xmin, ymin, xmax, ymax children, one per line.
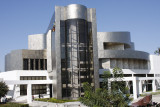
<box><xmin>0</xmin><ymin>102</ymin><xmax>29</xmax><ymax>107</ymax></box>
<box><xmin>79</xmin><ymin>67</ymin><xmax>132</xmax><ymax>107</ymax></box>
<box><xmin>0</xmin><ymin>81</ymin><xmax>9</xmax><ymax>98</ymax></box>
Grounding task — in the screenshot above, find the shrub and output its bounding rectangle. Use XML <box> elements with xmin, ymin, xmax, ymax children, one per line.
<box><xmin>0</xmin><ymin>81</ymin><xmax>9</xmax><ymax>98</ymax></box>
<box><xmin>0</xmin><ymin>102</ymin><xmax>29</xmax><ymax>107</ymax></box>
<box><xmin>35</xmin><ymin>98</ymin><xmax>78</xmax><ymax>103</ymax></box>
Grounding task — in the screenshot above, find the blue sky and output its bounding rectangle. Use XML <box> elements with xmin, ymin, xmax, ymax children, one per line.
<box><xmin>0</xmin><ymin>0</ymin><xmax>160</xmax><ymax>72</ymax></box>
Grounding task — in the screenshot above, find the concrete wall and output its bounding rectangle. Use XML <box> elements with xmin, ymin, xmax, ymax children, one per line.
<box><xmin>22</xmin><ymin>50</ymin><xmax>46</xmax><ymax>59</ymax></box>
<box><xmin>5</xmin><ymin>50</ymin><xmax>23</xmax><ymax>71</ymax></box>
<box><xmin>88</xmin><ymin>7</ymin><xmax>100</xmax><ymax>89</ymax></box>
<box><xmin>28</xmin><ymin>34</ymin><xmax>46</xmax><ymax>50</ymax></box>
<box><xmin>99</xmin><ymin>50</ymin><xmax>149</xmax><ymax>60</ymax></box>
<box><xmin>101</xmin><ymin>59</ymin><xmax>110</xmax><ymax>69</ymax></box>
<box><xmin>97</xmin><ymin>32</ymin><xmax>132</xmax><ymax>51</ymax></box>
<box><xmin>97</xmin><ymin>32</ymin><xmax>150</xmax><ymax>70</ymax></box>
<box><xmin>100</xmin><ymin>58</ymin><xmax>149</xmax><ymax>69</ymax></box>
<box><xmin>5</xmin><ymin>50</ymin><xmax>46</xmax><ymax>71</ymax></box>
<box><xmin>150</xmin><ymin>55</ymin><xmax>160</xmax><ymax>74</ymax></box>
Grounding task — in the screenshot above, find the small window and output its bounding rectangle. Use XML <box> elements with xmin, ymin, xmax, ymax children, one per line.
<box><xmin>147</xmin><ymin>74</ymin><xmax>154</xmax><ymax>77</ymax></box>
<box><xmin>134</xmin><ymin>74</ymin><xmax>146</xmax><ymax>77</ymax></box>
<box><xmin>30</xmin><ymin>59</ymin><xmax>34</xmax><ymax>70</ymax></box>
<box><xmin>28</xmin><ymin>77</ymin><xmax>31</xmax><ymax>80</ymax></box>
<box><xmin>23</xmin><ymin>59</ymin><xmax>28</xmax><ymax>70</ymax></box>
<box><xmin>45</xmin><ymin>59</ymin><xmax>47</xmax><ymax>70</ymax></box>
<box><xmin>35</xmin><ymin>59</ymin><xmax>39</xmax><ymax>70</ymax></box>
<box><xmin>40</xmin><ymin>59</ymin><xmax>44</xmax><ymax>70</ymax></box>
<box><xmin>123</xmin><ymin>74</ymin><xmax>132</xmax><ymax>77</ymax></box>
<box><xmin>80</xmin><ymin>51</ymin><xmax>86</xmax><ymax>61</ymax></box>
<box><xmin>20</xmin><ymin>85</ymin><xmax>27</xmax><ymax>95</ymax></box>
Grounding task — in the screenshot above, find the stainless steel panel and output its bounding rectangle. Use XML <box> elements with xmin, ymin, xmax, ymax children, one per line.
<box><xmin>99</xmin><ymin>50</ymin><xmax>149</xmax><ymax>60</ymax></box>
<box><xmin>66</xmin><ymin>4</ymin><xmax>87</xmax><ymax>20</ymax></box>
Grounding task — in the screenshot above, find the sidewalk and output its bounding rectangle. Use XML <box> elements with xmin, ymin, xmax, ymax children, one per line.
<box><xmin>132</xmin><ymin>91</ymin><xmax>160</xmax><ymax>104</ymax></box>
<box><xmin>141</xmin><ymin>90</ymin><xmax>160</xmax><ymax>103</ymax></box>
<box><xmin>29</xmin><ymin>101</ymin><xmax>87</xmax><ymax>107</ymax></box>
<box><xmin>152</xmin><ymin>94</ymin><xmax>160</xmax><ymax>103</ymax></box>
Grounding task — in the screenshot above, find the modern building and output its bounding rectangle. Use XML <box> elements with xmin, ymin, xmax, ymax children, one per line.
<box><xmin>0</xmin><ymin>4</ymin><xmax>160</xmax><ymax>103</ymax></box>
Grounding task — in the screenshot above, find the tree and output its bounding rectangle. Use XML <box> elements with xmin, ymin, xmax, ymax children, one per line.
<box><xmin>154</xmin><ymin>47</ymin><xmax>160</xmax><ymax>55</ymax></box>
<box><xmin>79</xmin><ymin>67</ymin><xmax>131</xmax><ymax>107</ymax></box>
<box><xmin>0</xmin><ymin>81</ymin><xmax>9</xmax><ymax>98</ymax></box>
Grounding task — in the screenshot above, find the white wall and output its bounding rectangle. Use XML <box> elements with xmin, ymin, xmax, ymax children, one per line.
<box><xmin>99</xmin><ymin>69</ymin><xmax>150</xmax><ymax>75</ymax></box>
<box><xmin>150</xmin><ymin>55</ymin><xmax>160</xmax><ymax>73</ymax></box>
<box><xmin>0</xmin><ymin>70</ymin><xmax>50</xmax><ymax>80</ymax></box>
<box><xmin>0</xmin><ymin>71</ymin><xmax>18</xmax><ymax>80</ymax></box>
<box><xmin>0</xmin><ymin>70</ymin><xmax>51</xmax><ymax>101</ymax></box>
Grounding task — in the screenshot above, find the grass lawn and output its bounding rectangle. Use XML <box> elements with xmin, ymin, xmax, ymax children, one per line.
<box><xmin>0</xmin><ymin>102</ymin><xmax>29</xmax><ymax>107</ymax></box>
<box><xmin>35</xmin><ymin>98</ymin><xmax>78</xmax><ymax>103</ymax></box>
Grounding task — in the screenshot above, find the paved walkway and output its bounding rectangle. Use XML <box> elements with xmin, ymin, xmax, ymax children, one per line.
<box><xmin>131</xmin><ymin>91</ymin><xmax>160</xmax><ymax>104</ymax></box>
<box><xmin>30</xmin><ymin>95</ymin><xmax>160</xmax><ymax>107</ymax></box>
<box><xmin>29</xmin><ymin>101</ymin><xmax>87</xmax><ymax>107</ymax></box>
<box><xmin>152</xmin><ymin>94</ymin><xmax>160</xmax><ymax>103</ymax></box>
<box><xmin>10</xmin><ymin>93</ymin><xmax>160</xmax><ymax>107</ymax></box>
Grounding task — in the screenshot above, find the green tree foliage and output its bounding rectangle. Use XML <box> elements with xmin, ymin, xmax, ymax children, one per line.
<box><xmin>0</xmin><ymin>81</ymin><xmax>9</xmax><ymax>98</ymax></box>
<box><xmin>154</xmin><ymin>47</ymin><xmax>160</xmax><ymax>55</ymax></box>
<box><xmin>79</xmin><ymin>67</ymin><xmax>131</xmax><ymax>107</ymax></box>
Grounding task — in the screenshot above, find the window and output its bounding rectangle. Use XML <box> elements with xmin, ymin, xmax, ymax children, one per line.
<box><xmin>134</xmin><ymin>74</ymin><xmax>146</xmax><ymax>77</ymax></box>
<box><xmin>32</xmin><ymin>84</ymin><xmax>47</xmax><ymax>95</ymax></box>
<box><xmin>147</xmin><ymin>74</ymin><xmax>154</xmax><ymax>77</ymax></box>
<box><xmin>35</xmin><ymin>59</ymin><xmax>39</xmax><ymax>70</ymax></box>
<box><xmin>33</xmin><ymin>59</ymin><xmax>47</xmax><ymax>70</ymax></box>
<box><xmin>30</xmin><ymin>59</ymin><xmax>34</xmax><ymax>70</ymax></box>
<box><xmin>45</xmin><ymin>59</ymin><xmax>47</xmax><ymax>70</ymax></box>
<box><xmin>61</xmin><ymin>47</ymin><xmax>66</xmax><ymax>59</ymax></box>
<box><xmin>80</xmin><ymin>64</ymin><xmax>86</xmax><ymax>68</ymax></box>
<box><xmin>60</xmin><ymin>19</ymin><xmax>93</xmax><ymax>97</ymax></box>
<box><xmin>123</xmin><ymin>74</ymin><xmax>132</xmax><ymax>77</ymax></box>
<box><xmin>20</xmin><ymin>76</ymin><xmax>46</xmax><ymax>80</ymax></box>
<box><xmin>23</xmin><ymin>59</ymin><xmax>28</xmax><ymax>70</ymax></box>
<box><xmin>40</xmin><ymin>59</ymin><xmax>44</xmax><ymax>70</ymax></box>
<box><xmin>62</xmin><ymin>88</ymin><xmax>71</xmax><ymax>97</ymax></box>
<box><xmin>20</xmin><ymin>85</ymin><xmax>27</xmax><ymax>95</ymax></box>
<box><xmin>61</xmin><ymin>62</ymin><xmax>66</xmax><ymax>68</ymax></box>
<box><xmin>80</xmin><ymin>51</ymin><xmax>86</xmax><ymax>61</ymax></box>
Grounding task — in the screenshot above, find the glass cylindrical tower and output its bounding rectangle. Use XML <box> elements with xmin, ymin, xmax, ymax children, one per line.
<box><xmin>61</xmin><ymin>4</ymin><xmax>94</xmax><ymax>99</ymax></box>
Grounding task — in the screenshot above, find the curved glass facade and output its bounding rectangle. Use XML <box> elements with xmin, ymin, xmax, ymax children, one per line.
<box><xmin>61</xmin><ymin>19</ymin><xmax>94</xmax><ymax>98</ymax></box>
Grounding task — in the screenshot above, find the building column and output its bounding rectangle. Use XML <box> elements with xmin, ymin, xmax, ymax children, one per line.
<box><xmin>47</xmin><ymin>84</ymin><xmax>50</xmax><ymax>95</ymax></box>
<box><xmin>152</xmin><ymin>79</ymin><xmax>156</xmax><ymax>92</ymax></box>
<box><xmin>142</xmin><ymin>80</ymin><xmax>146</xmax><ymax>92</ymax></box>
<box><xmin>27</xmin><ymin>84</ymin><xmax>32</xmax><ymax>103</ymax></box>
<box><xmin>138</xmin><ymin>80</ymin><xmax>142</xmax><ymax>95</ymax></box>
<box><xmin>133</xmin><ymin>78</ymin><xmax>137</xmax><ymax>99</ymax></box>
<box><xmin>108</xmin><ymin>79</ymin><xmax>111</xmax><ymax>92</ymax></box>
<box><xmin>13</xmin><ymin>84</ymin><xmax>20</xmax><ymax>99</ymax></box>
<box><xmin>125</xmin><ymin>81</ymin><xmax>130</xmax><ymax>94</ymax></box>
